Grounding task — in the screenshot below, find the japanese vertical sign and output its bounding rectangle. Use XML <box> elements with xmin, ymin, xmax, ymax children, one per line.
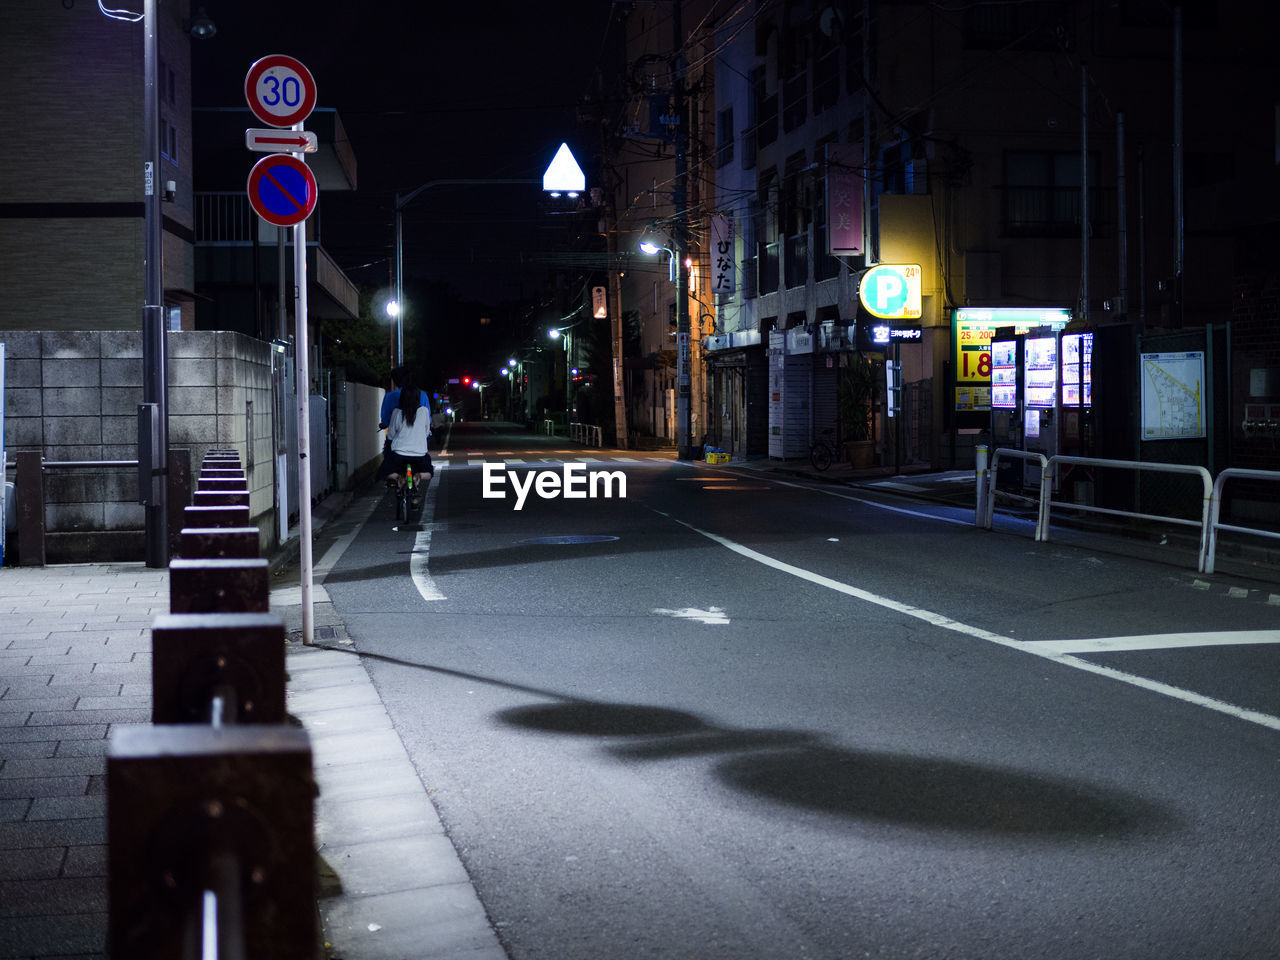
<box><xmin>826</xmin><ymin>144</ymin><xmax>864</xmax><ymax>256</ymax></box>
<box><xmin>710</xmin><ymin>214</ymin><xmax>734</xmax><ymax>295</ymax></box>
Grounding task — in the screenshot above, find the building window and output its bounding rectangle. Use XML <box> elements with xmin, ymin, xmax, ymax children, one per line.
<box><xmin>759</xmin><ymin>242</ymin><xmax>779</xmax><ymax>294</ymax></box>
<box><xmin>782</xmin><ymin>70</ymin><xmax>807</xmax><ymax>133</ymax></box>
<box><xmin>160</xmin><ymin>59</ymin><xmax>177</xmax><ymax>105</ymax></box>
<box><xmin>1003</xmin><ymin>151</ymin><xmax>1104</xmax><ymax>237</ymax></box>
<box><xmin>716</xmin><ymin>107</ymin><xmax>734</xmax><ymax>168</ymax></box>
<box><xmin>879</xmin><ymin>140</ymin><xmax>914</xmax><ymax>195</ymax></box>
<box><xmin>784</xmin><ymin>232</ymin><xmax>808</xmax><ymax>288</ymax></box>
<box><xmin>964</xmin><ymin>1</ymin><xmax>1072</xmax><ymax>52</ymax></box>
<box><xmin>752</xmin><ymin>62</ymin><xmax>778</xmax><ymax>149</ymax></box>
<box><xmin>813</xmin><ymin>47</ymin><xmax>839</xmax><ymax>113</ymax></box>
<box><xmin>161</xmin><ymin>119</ymin><xmax>179</xmax><ymax>168</ymax></box>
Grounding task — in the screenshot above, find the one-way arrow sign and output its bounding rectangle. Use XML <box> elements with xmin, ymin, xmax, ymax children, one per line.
<box><xmin>245</xmin><ymin>128</ymin><xmax>318</xmax><ymax>154</ymax></box>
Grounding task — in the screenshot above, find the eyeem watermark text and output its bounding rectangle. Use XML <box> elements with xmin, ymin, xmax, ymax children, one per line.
<box><xmin>482</xmin><ymin>462</ymin><xmax>627</xmax><ymax>511</ymax></box>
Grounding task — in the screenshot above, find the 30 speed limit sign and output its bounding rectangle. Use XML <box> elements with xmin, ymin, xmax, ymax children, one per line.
<box><xmin>244</xmin><ymin>54</ymin><xmax>316</xmax><ymax>128</ymax></box>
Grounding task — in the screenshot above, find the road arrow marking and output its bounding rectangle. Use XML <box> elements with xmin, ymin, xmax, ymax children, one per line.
<box><xmin>653</xmin><ymin>606</ymin><xmax>730</xmax><ymax>625</ymax></box>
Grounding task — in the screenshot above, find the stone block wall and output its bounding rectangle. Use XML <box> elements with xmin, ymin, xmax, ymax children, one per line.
<box><xmin>1</xmin><ymin>330</ymin><xmax>275</xmax><ymax>562</ymax></box>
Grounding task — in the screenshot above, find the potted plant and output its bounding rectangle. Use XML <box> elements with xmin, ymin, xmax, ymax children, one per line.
<box><xmin>838</xmin><ymin>354</ymin><xmax>877</xmax><ymax>468</ymax></box>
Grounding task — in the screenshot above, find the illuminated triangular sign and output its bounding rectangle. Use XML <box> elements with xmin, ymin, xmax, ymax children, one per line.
<box><xmin>543</xmin><ymin>143</ymin><xmax>585</xmax><ymax>194</ymax></box>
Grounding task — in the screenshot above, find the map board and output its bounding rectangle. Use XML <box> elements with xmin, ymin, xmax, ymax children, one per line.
<box><xmin>1141</xmin><ymin>351</ymin><xmax>1205</xmax><ymax>439</ymax></box>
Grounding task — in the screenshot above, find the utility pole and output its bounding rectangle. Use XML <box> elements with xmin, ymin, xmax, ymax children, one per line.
<box><xmin>673</xmin><ymin>1</ymin><xmax>693</xmax><ymax>460</ymax></box>
<box><xmin>1171</xmin><ymin>4</ymin><xmax>1185</xmax><ymax>328</ymax></box>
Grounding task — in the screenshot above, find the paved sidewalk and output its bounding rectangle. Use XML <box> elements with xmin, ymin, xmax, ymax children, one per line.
<box><xmin>0</xmin><ymin>562</ymin><xmax>165</xmax><ymax>959</ymax></box>
<box><xmin>0</xmin><ymin>487</ymin><xmax>504</xmax><ymax>960</ymax></box>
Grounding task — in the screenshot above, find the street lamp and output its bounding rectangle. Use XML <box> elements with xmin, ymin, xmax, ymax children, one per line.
<box><xmin>639</xmin><ymin>226</ymin><xmax>692</xmax><ymax>459</ymax></box>
<box><xmin>549</xmin><ymin>325</ymin><xmax>577</xmax><ymax>414</ymax></box>
<box><xmin>390</xmin><ymin>144</ymin><xmax>586</xmax><ymax>368</ymax></box>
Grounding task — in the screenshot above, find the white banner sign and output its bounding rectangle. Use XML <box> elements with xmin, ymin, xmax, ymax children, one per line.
<box><xmin>710</xmin><ymin>214</ymin><xmax>734</xmax><ymax>295</ymax></box>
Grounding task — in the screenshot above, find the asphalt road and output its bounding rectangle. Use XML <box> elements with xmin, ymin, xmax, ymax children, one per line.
<box><xmin>322</xmin><ymin>422</ymin><xmax>1280</xmax><ymax>960</ymax></box>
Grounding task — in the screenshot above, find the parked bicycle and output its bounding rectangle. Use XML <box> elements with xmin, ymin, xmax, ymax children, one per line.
<box><xmin>809</xmin><ymin>428</ymin><xmax>837</xmax><ymax>471</ymax></box>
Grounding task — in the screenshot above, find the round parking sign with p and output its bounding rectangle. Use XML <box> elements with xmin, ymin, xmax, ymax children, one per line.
<box><xmin>858</xmin><ymin>264</ymin><xmax>923</xmax><ymax>320</ymax></box>
<box><xmin>247</xmin><ymin>154</ymin><xmax>317</xmax><ymax>227</ymax></box>
<box><xmin>245</xmin><ymin>54</ymin><xmax>317</xmax><ymax>128</ymax></box>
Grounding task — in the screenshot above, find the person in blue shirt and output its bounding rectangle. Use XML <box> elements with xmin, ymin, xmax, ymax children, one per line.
<box><xmin>379</xmin><ymin>366</ymin><xmax>432</xmax><ymax>433</ymax></box>
<box><xmin>376</xmin><ymin>370</ymin><xmax>433</xmax><ymax>494</ymax></box>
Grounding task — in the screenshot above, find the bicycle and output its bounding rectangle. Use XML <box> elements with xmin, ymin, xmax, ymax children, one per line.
<box><xmin>389</xmin><ymin>462</ymin><xmax>418</xmax><ymax>523</ymax></box>
<box><xmin>809</xmin><ymin>429</ymin><xmax>837</xmax><ymax>471</ymax></box>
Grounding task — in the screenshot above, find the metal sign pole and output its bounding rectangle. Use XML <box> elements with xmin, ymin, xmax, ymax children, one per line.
<box><xmin>245</xmin><ymin>56</ymin><xmax>317</xmax><ymax>643</ymax></box>
<box><xmin>141</xmin><ymin>0</ymin><xmax>168</xmax><ymax>567</ymax></box>
<box><xmin>292</xmin><ymin>122</ymin><xmax>314</xmax><ymax>646</ymax></box>
<box><xmin>0</xmin><ymin>341</ymin><xmax>6</xmax><ymax>567</ymax></box>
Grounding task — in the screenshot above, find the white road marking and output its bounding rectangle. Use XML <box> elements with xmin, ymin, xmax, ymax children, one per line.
<box><xmin>653</xmin><ymin>606</ymin><xmax>730</xmax><ymax>625</ymax></box>
<box><xmin>665</xmin><ymin>514</ymin><xmax>1280</xmax><ymax>733</ymax></box>
<box><xmin>270</xmin><ymin>583</ymin><xmax>331</xmax><ymax>606</ymax></box>
<box><xmin>278</xmin><ymin>487</ymin><xmax>384</xmax><ymax>610</ymax></box>
<box><xmin>1026</xmin><ymin>631</ymin><xmax>1280</xmax><ymax>655</ymax></box>
<box><xmin>410</xmin><ymin>464</ymin><xmax>446</xmax><ymax>601</ymax></box>
<box><xmin>703</xmin><ymin>469</ymin><xmax>972</xmax><ymax>526</ymax></box>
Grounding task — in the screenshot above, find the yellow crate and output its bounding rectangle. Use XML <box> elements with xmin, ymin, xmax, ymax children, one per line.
<box><xmin>704</xmin><ymin>452</ymin><xmax>731</xmax><ymax>464</ymax></box>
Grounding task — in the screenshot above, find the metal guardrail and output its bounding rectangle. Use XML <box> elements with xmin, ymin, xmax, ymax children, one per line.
<box><xmin>542</xmin><ymin>419</ymin><xmax>556</xmax><ymax>436</ymax></box>
<box><xmin>1043</xmin><ymin>455</ymin><xmax>1213</xmax><ymax>568</ymax></box>
<box><xmin>1205</xmin><ymin>468</ymin><xmax>1280</xmax><ymax>574</ymax></box>
<box><xmin>569</xmin><ymin>422</ymin><xmax>602</xmax><ymax>447</ymax></box>
<box><xmin>976</xmin><ymin>447</ymin><xmax>1279</xmax><ymax>574</ymax></box>
<box><xmin>8</xmin><ymin>452</ymin><xmax>191</xmax><ymax>566</ymax></box>
<box><xmin>978</xmin><ymin>447</ymin><xmax>1049</xmax><ymax>538</ymax></box>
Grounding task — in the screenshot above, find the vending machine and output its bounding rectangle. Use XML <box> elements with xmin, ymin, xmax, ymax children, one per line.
<box><xmin>1057</xmin><ymin>331</ymin><xmax>1094</xmax><ymax>502</ymax></box>
<box><xmin>989</xmin><ymin>332</ymin><xmax>1022</xmax><ymax>487</ymax></box>
<box><xmin>1059</xmin><ymin>331</ymin><xmax>1093</xmax><ymax>451</ymax></box>
<box><xmin>1022</xmin><ymin>330</ymin><xmax>1059</xmax><ymax>488</ymax></box>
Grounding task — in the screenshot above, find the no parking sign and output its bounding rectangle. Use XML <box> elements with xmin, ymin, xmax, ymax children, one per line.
<box><xmin>246</xmin><ymin>153</ymin><xmax>317</xmax><ymax>227</ymax></box>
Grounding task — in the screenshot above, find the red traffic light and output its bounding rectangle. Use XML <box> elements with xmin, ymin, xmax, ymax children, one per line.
<box><xmin>462</xmin><ymin>376</ymin><xmax>471</xmax><ymax>385</ymax></box>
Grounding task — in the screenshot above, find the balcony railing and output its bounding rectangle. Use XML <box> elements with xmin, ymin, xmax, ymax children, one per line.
<box><xmin>196</xmin><ymin>192</ymin><xmax>256</xmax><ymax>244</ymax></box>
<box><xmin>813</xmin><ymin>226</ymin><xmax>841</xmax><ymax>281</ymax></box>
<box><xmin>196</xmin><ymin>191</ymin><xmax>318</xmax><ymax>245</ymax></box>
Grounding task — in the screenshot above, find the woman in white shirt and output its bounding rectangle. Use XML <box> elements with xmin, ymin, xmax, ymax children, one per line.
<box><xmin>377</xmin><ymin>373</ymin><xmax>433</xmax><ymax>494</ymax></box>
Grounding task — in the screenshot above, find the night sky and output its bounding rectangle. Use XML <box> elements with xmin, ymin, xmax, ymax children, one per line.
<box><xmin>192</xmin><ymin>2</ymin><xmax>614</xmax><ymax>305</ymax></box>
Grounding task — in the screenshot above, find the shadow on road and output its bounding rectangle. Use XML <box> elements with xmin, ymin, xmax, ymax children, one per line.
<box><xmin>497</xmin><ymin>700</ymin><xmax>1172</xmax><ymax>838</ymax></box>
<box><xmin>312</xmin><ymin>644</ymin><xmax>1174</xmax><ymax>840</ymax></box>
